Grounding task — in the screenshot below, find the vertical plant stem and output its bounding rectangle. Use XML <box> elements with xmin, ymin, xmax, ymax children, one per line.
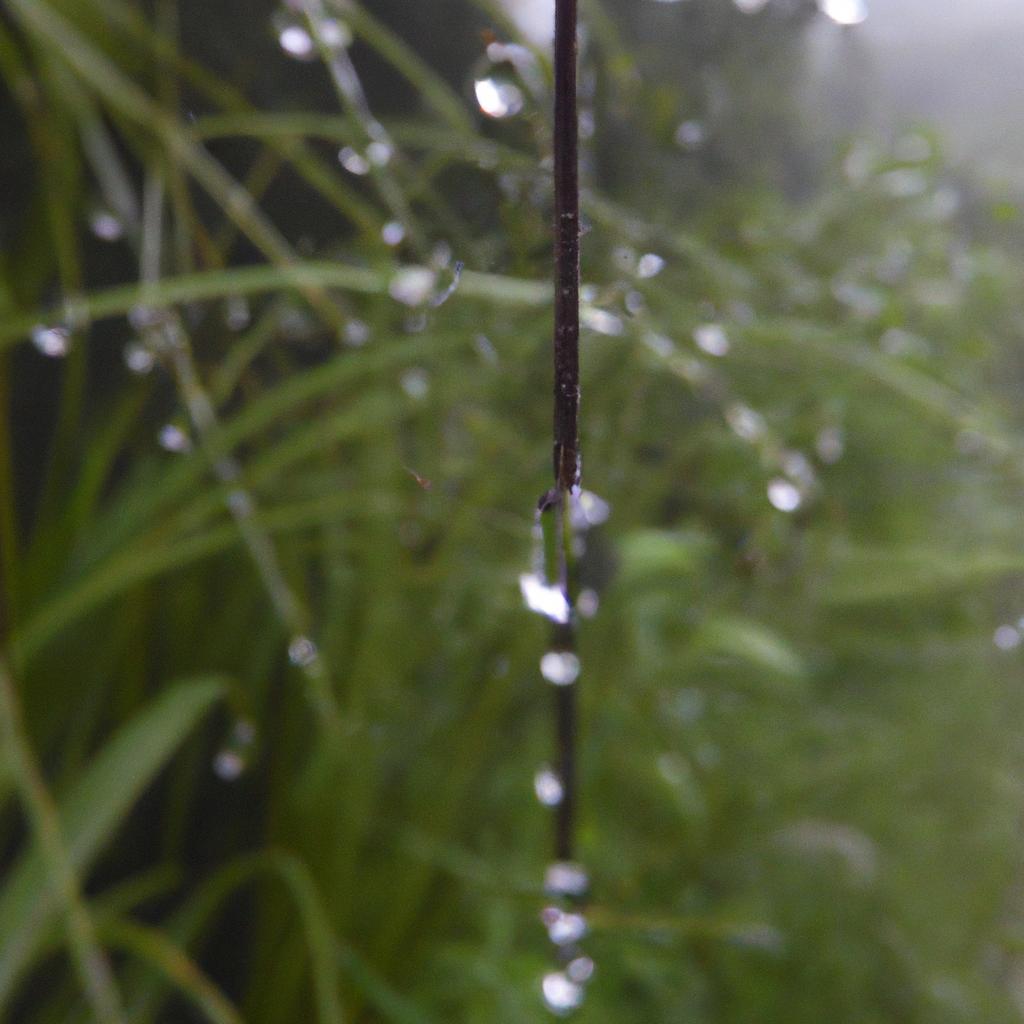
<box><xmin>0</xmin><ymin>656</ymin><xmax>127</xmax><ymax>1024</ymax></box>
<box><xmin>553</xmin><ymin>0</ymin><xmax>580</xmax><ymax>495</ymax></box>
<box><xmin>139</xmin><ymin>173</ymin><xmax>341</xmax><ymax>731</ymax></box>
<box><xmin>549</xmin><ymin>0</ymin><xmax>580</xmax><ymax>867</ymax></box>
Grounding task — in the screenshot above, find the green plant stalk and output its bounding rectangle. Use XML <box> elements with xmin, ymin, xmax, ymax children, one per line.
<box><xmin>551</xmin><ymin>0</ymin><xmax>581</xmax><ymax>864</ymax></box>
<box><xmin>138</xmin><ymin>172</ymin><xmax>340</xmax><ymax>730</ymax></box>
<box><xmin>0</xmin><ymin>262</ymin><xmax>551</xmax><ymax>352</ymax></box>
<box><xmin>4</xmin><ymin>0</ymin><xmax>346</xmax><ymax>335</ymax></box>
<box><xmin>0</xmin><ymin>657</ymin><xmax>127</xmax><ymax>1024</ymax></box>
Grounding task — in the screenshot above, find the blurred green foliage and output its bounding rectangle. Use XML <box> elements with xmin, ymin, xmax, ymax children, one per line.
<box><xmin>2</xmin><ymin>0</ymin><xmax>1024</xmax><ymax>1021</ymax></box>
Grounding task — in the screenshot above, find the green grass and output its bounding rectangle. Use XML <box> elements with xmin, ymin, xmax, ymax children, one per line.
<box><xmin>3</xmin><ymin>1</ymin><xmax>1024</xmax><ymax>1021</ymax></box>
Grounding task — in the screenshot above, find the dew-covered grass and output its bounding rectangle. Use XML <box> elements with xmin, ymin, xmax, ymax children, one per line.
<box><xmin>3</xmin><ymin>1</ymin><xmax>1024</xmax><ymax>1021</ymax></box>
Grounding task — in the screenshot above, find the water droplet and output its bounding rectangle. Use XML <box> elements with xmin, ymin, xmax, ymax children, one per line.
<box><xmin>400</xmin><ymin>367</ymin><xmax>430</xmax><ymax>400</ymax></box>
<box><xmin>225</xmin><ymin>295</ymin><xmax>251</xmax><ymax>331</ymax></box>
<box><xmin>540</xmin><ymin>651</ymin><xmax>581</xmax><ymax>687</ymax></box>
<box><xmin>767</xmin><ymin>478</ymin><xmax>802</xmax><ymax>513</ymax></box>
<box><xmin>288</xmin><ymin>634</ymin><xmax>319</xmax><ymax>666</ymax></box>
<box><xmin>474</xmin><ymin>76</ymin><xmax>524</xmax><ymax>119</ymax></box>
<box><xmin>642</xmin><ymin>331</ymin><xmax>675</xmax><ymax>358</ymax></box>
<box><xmin>90</xmin><ymin>209</ymin><xmax>124</xmax><ymax>241</ymax></box>
<box><xmin>338</xmin><ymin>146</ymin><xmax>370</xmax><ymax>175</ymax></box>
<box><xmin>277</xmin><ymin>21</ymin><xmax>316</xmax><ymax>60</ymax></box>
<box><xmin>123</xmin><ymin>342</ymin><xmax>155</xmax><ymax>375</ymax></box>
<box><xmin>158</xmin><ymin>424</ymin><xmax>191</xmax><ymax>453</ymax></box>
<box><xmin>832</xmin><ymin>280</ymin><xmax>884</xmax><ymax>319</ymax></box>
<box><xmin>726</xmin><ymin>403</ymin><xmax>765</xmax><ymax>443</ymax></box>
<box><xmin>581</xmin><ymin>309</ymin><xmax>624</xmax><ymax>336</ymax></box>
<box><xmin>31</xmin><ymin>324</ymin><xmax>71</xmax><ymax>358</ymax></box>
<box><xmin>570</xmin><ymin>491</ymin><xmax>610</xmax><ymax>530</ymax></box>
<box><xmin>541</xmin><ymin>906</ymin><xmax>588</xmax><ymax>946</ymax></box>
<box><xmin>534</xmin><ymin>768</ymin><xmax>564</xmax><ymax>807</ymax></box>
<box><xmin>519</xmin><ymin>573</ymin><xmax>570</xmax><ymax>624</ymax></box>
<box><xmin>366</xmin><ymin>140</ymin><xmax>393</xmax><ymax>167</ymax></box>
<box><xmin>624</xmin><ymin>290</ymin><xmax>645</xmax><ymax>315</ymax></box>
<box><xmin>693</xmin><ymin>323</ymin><xmax>729</xmax><ymax>357</ymax></box>
<box><xmin>816</xmin><ymin>426</ymin><xmax>845</xmax><ymax>464</ymax></box>
<box><xmin>213</xmin><ymin>749</ymin><xmax>247</xmax><ymax>780</ymax></box>
<box><xmin>544</xmin><ymin>861</ymin><xmax>590</xmax><ymax>898</ymax></box>
<box><xmin>381</xmin><ymin>220</ymin><xmax>406</xmax><ymax>246</ymax></box>
<box><xmin>474</xmin><ymin>333</ymin><xmax>499</xmax><ymax>365</ymax></box>
<box><xmin>818</xmin><ymin>0</ymin><xmax>867</xmax><ymax>25</ymax></box>
<box><xmin>566</xmin><ymin>957</ymin><xmax>595</xmax><ymax>984</ymax></box>
<box><xmin>431</xmin><ymin>259</ymin><xmax>463</xmax><ymax>308</ymax></box>
<box><xmin>227</xmin><ymin>489</ymin><xmax>254</xmax><ymax>518</ymax></box>
<box><xmin>636</xmin><ymin>253</ymin><xmax>666</xmax><ymax>279</ymax></box>
<box><xmin>675</xmin><ymin>119</ymin><xmax>706</xmax><ymax>150</ymax></box>
<box><xmin>994</xmin><ymin>625</ymin><xmax>1021</xmax><ymax>651</ymax></box>
<box><xmin>577</xmin><ymin>589</ymin><xmax>599</xmax><ymax>619</ymax></box>
<box><xmin>541</xmin><ymin>971</ymin><xmax>584</xmax><ymax>1015</ymax></box>
<box><xmin>389</xmin><ymin>266</ymin><xmax>436</xmax><ymax>307</ymax></box>
<box><xmin>343</xmin><ymin>318</ymin><xmax>371</xmax><ymax>347</ymax></box>
<box><xmin>781</xmin><ymin>450</ymin><xmax>815</xmax><ymax>488</ymax></box>
<box><xmin>317</xmin><ymin>17</ymin><xmax>351</xmax><ymax>49</ymax></box>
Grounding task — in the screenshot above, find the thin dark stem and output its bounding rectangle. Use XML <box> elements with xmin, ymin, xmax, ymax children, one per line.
<box><xmin>553</xmin><ymin>622</ymin><xmax>577</xmax><ymax>861</ymax></box>
<box><xmin>551</xmin><ymin>0</ymin><xmax>580</xmax><ymax>865</ymax></box>
<box><xmin>553</xmin><ymin>0</ymin><xmax>580</xmax><ymax>493</ymax></box>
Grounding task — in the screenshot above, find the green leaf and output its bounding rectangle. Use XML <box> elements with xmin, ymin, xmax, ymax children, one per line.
<box><xmin>0</xmin><ymin>678</ymin><xmax>224</xmax><ymax>1005</ymax></box>
<box><xmin>825</xmin><ymin>548</ymin><xmax>1024</xmax><ymax>606</ymax></box>
<box><xmin>692</xmin><ymin>616</ymin><xmax>807</xmax><ymax>686</ymax></box>
<box><xmin>615</xmin><ymin>529</ymin><xmax>715</xmax><ymax>587</ymax></box>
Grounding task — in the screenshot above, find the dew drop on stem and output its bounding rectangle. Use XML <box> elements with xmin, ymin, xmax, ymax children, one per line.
<box><xmin>542</xmin><ymin>907</ymin><xmax>588</xmax><ymax>946</ymax></box>
<box><xmin>288</xmin><ymin>635</ymin><xmax>319</xmax><ymax>667</ymax></box>
<box><xmin>338</xmin><ymin>146</ymin><xmax>370</xmax><ymax>175</ymax></box>
<box><xmin>566</xmin><ymin>957</ymin><xmax>595</xmax><ymax>984</ymax></box>
<box><xmin>213</xmin><ymin>748</ymin><xmax>247</xmax><ymax>781</ymax></box>
<box><xmin>693</xmin><ymin>323</ymin><xmax>730</xmax><ymax>357</ymax></box>
<box><xmin>31</xmin><ymin>325</ymin><xmax>71</xmax><ymax>358</ymax></box>
<box><xmin>158</xmin><ymin>424</ymin><xmax>192</xmax><ymax>453</ymax></box>
<box><xmin>90</xmin><ymin>209</ymin><xmax>124</xmax><ymax>241</ymax></box>
<box><xmin>124</xmin><ymin>342</ymin><xmax>155</xmax><ymax>375</ymax></box>
<box><xmin>544</xmin><ymin>861</ymin><xmax>590</xmax><ymax>899</ymax></box>
<box><xmin>474</xmin><ymin>76</ymin><xmax>524</xmax><ymax>119</ymax></box>
<box><xmin>534</xmin><ymin>767</ymin><xmax>565</xmax><ymax>807</ymax></box>
<box><xmin>994</xmin><ymin>625</ymin><xmax>1021</xmax><ymax>651</ymax></box>
<box><xmin>540</xmin><ymin>651</ymin><xmax>581</xmax><ymax>687</ymax></box>
<box><xmin>541</xmin><ymin>972</ymin><xmax>584</xmax><ymax>1016</ymax></box>
<box><xmin>767</xmin><ymin>478</ymin><xmax>802</xmax><ymax>513</ymax></box>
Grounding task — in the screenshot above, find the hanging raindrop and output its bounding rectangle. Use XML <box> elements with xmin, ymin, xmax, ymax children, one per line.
<box><xmin>123</xmin><ymin>342</ymin><xmax>155</xmax><ymax>375</ymax></box>
<box><xmin>288</xmin><ymin>635</ymin><xmax>319</xmax><ymax>667</ymax></box>
<box><xmin>541</xmin><ymin>972</ymin><xmax>584</xmax><ymax>1016</ymax></box>
<box><xmin>31</xmin><ymin>325</ymin><xmax>71</xmax><ymax>358</ymax></box>
<box><xmin>534</xmin><ymin>767</ymin><xmax>565</xmax><ymax>807</ymax></box>
<box><xmin>767</xmin><ymin>478</ymin><xmax>802</xmax><ymax>513</ymax></box>
<box><xmin>158</xmin><ymin>424</ymin><xmax>192</xmax><ymax>453</ymax></box>
<box><xmin>544</xmin><ymin>861</ymin><xmax>590</xmax><ymax>899</ymax></box>
<box><xmin>474</xmin><ymin>76</ymin><xmax>525</xmax><ymax>119</ymax></box>
<box><xmin>540</xmin><ymin>651</ymin><xmax>581</xmax><ymax>687</ymax></box>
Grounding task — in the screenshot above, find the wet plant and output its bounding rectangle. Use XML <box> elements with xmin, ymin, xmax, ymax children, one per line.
<box><xmin>4</xmin><ymin>1</ymin><xmax>1024</xmax><ymax>1022</ymax></box>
